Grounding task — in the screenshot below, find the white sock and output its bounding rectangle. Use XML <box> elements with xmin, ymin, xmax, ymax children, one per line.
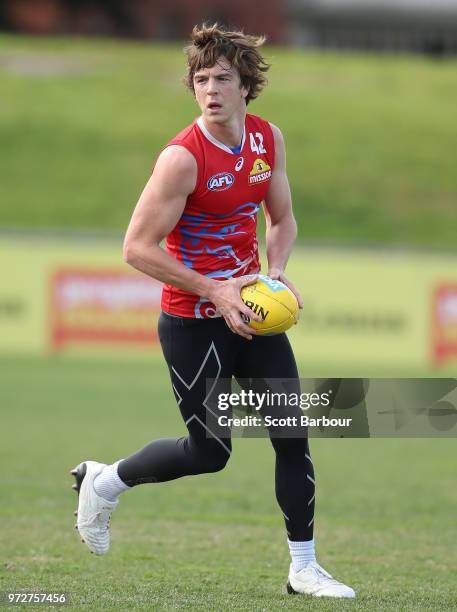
<box><xmin>94</xmin><ymin>460</ymin><xmax>130</xmax><ymax>501</ymax></box>
<box><xmin>288</xmin><ymin>538</ymin><xmax>316</xmax><ymax>572</ymax></box>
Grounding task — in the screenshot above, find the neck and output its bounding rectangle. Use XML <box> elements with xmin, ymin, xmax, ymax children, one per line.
<box><xmin>201</xmin><ymin>111</ymin><xmax>246</xmax><ymax>148</ymax></box>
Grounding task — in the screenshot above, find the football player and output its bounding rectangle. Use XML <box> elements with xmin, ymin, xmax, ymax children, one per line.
<box><xmin>71</xmin><ymin>23</ymin><xmax>355</xmax><ymax>599</ymax></box>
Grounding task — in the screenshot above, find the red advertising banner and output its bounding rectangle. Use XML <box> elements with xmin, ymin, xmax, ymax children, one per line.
<box><xmin>50</xmin><ymin>268</ymin><xmax>162</xmax><ymax>350</ymax></box>
<box><xmin>432</xmin><ymin>284</ymin><xmax>457</xmax><ymax>364</ymax></box>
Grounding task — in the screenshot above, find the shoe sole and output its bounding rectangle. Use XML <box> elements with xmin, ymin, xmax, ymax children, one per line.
<box><xmin>287</xmin><ymin>580</ymin><xmax>355</xmax><ymax>598</ymax></box>
<box><xmin>287</xmin><ymin>581</ymin><xmax>298</xmax><ymax>595</ymax></box>
<box><xmin>70</xmin><ymin>462</ymin><xmax>87</xmax><ymax>495</ymax></box>
<box><xmin>70</xmin><ymin>462</ymin><xmax>93</xmax><ymax>551</ymax></box>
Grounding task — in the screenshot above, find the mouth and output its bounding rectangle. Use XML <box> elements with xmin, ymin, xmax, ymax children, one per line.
<box><xmin>207</xmin><ymin>102</ymin><xmax>222</xmax><ymax>111</ymax></box>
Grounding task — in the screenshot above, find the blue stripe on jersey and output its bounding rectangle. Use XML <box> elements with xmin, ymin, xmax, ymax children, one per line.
<box><xmin>178</xmin><ymin>203</ymin><xmax>260</xmax><ymax>268</ymax></box>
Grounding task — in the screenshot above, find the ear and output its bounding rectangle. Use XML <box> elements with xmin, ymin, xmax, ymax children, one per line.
<box><xmin>241</xmin><ymin>84</ymin><xmax>249</xmax><ymax>101</ymax></box>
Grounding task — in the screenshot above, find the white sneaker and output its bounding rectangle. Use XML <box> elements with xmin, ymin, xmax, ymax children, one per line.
<box><xmin>287</xmin><ymin>561</ymin><xmax>356</xmax><ymax>598</ymax></box>
<box><xmin>70</xmin><ymin>461</ymin><xmax>118</xmax><ymax>556</ymax></box>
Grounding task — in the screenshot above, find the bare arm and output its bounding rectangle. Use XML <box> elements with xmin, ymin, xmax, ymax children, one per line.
<box><xmin>123</xmin><ymin>145</ymin><xmax>213</xmax><ymax>296</ymax></box>
<box><xmin>124</xmin><ymin>145</ymin><xmax>261</xmax><ymax>338</ymax></box>
<box><xmin>263</xmin><ymin>124</ymin><xmax>303</xmax><ymax>307</ymax></box>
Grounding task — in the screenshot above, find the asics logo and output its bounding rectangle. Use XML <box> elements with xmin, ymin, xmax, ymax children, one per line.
<box><xmin>235</xmin><ymin>157</ymin><xmax>244</xmax><ymax>172</ymax></box>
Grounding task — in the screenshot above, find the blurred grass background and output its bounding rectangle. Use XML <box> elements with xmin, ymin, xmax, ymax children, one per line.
<box><xmin>1</xmin><ymin>34</ymin><xmax>456</xmax><ymax>247</ymax></box>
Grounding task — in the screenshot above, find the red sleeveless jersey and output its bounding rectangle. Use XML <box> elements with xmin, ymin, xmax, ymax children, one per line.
<box><xmin>161</xmin><ymin>113</ymin><xmax>275</xmax><ymax>318</ymax></box>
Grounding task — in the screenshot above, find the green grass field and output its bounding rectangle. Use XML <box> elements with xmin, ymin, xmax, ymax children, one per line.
<box><xmin>1</xmin><ymin>35</ymin><xmax>457</xmax><ymax>247</ymax></box>
<box><xmin>1</xmin><ymin>354</ymin><xmax>456</xmax><ymax>610</ymax></box>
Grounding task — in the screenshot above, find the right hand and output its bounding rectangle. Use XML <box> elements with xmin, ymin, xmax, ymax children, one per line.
<box><xmin>207</xmin><ymin>275</ymin><xmax>262</xmax><ymax>340</ymax></box>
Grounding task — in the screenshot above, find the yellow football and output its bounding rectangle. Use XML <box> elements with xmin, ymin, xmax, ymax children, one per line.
<box><xmin>240</xmin><ymin>275</ymin><xmax>299</xmax><ymax>335</ymax></box>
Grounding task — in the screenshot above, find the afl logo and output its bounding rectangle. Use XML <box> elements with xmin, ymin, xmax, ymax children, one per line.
<box><xmin>207</xmin><ymin>172</ymin><xmax>234</xmax><ymax>192</ymax></box>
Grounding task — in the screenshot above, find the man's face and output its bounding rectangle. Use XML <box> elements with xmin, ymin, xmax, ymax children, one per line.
<box><xmin>193</xmin><ymin>57</ymin><xmax>248</xmax><ymax>124</ymax></box>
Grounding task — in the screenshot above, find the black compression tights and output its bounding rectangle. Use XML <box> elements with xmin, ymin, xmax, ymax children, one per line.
<box><xmin>118</xmin><ymin>312</ymin><xmax>315</xmax><ymax>541</ymax></box>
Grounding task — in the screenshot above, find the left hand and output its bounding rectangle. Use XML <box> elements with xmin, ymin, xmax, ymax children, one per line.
<box><xmin>268</xmin><ymin>268</ymin><xmax>303</xmax><ymax>309</ymax></box>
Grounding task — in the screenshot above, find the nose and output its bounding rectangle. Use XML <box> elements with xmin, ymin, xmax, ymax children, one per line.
<box><xmin>207</xmin><ymin>76</ymin><xmax>219</xmax><ymax>95</ymax></box>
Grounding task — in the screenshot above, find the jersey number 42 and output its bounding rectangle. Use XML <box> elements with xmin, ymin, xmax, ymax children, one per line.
<box><xmin>250</xmin><ymin>132</ymin><xmax>266</xmax><ymax>154</ymax></box>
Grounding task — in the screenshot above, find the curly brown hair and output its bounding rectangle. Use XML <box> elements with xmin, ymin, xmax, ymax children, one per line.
<box><xmin>183</xmin><ymin>23</ymin><xmax>270</xmax><ymax>105</ymax></box>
